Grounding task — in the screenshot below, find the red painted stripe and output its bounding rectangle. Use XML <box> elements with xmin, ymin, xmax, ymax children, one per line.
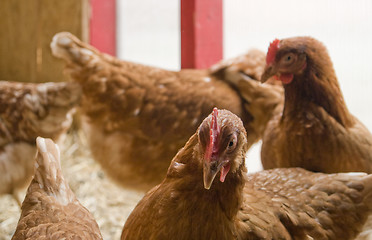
<box><xmin>181</xmin><ymin>0</ymin><xmax>223</xmax><ymax>69</ymax></box>
<box><xmin>90</xmin><ymin>0</ymin><xmax>116</xmax><ymax>56</ymax></box>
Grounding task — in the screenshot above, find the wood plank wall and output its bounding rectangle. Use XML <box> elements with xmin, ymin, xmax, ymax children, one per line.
<box><xmin>181</xmin><ymin>0</ymin><xmax>223</xmax><ymax>69</ymax></box>
<box><xmin>0</xmin><ymin>0</ymin><xmax>90</xmax><ymax>83</ymax></box>
<box><xmin>90</xmin><ymin>0</ymin><xmax>116</xmax><ymax>56</ymax></box>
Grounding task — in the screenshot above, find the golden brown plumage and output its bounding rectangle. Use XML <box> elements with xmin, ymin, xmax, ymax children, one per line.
<box><xmin>50</xmin><ymin>32</ymin><xmax>281</xmax><ymax>190</ymax></box>
<box><xmin>213</xmin><ymin>72</ymin><xmax>284</xmax><ymax>146</ymax></box>
<box><xmin>12</xmin><ymin>137</ymin><xmax>102</xmax><ymax>240</ymax></box>
<box><xmin>0</xmin><ymin>81</ymin><xmax>81</xmax><ymax>205</ymax></box>
<box><xmin>260</xmin><ymin>36</ymin><xmax>372</xmax><ymax>173</ymax></box>
<box><xmin>210</xmin><ymin>50</ymin><xmax>284</xmax><ymax>145</ymax></box>
<box><xmin>121</xmin><ymin>109</ymin><xmax>372</xmax><ymax>240</ymax></box>
<box><xmin>210</xmin><ymin>48</ymin><xmax>282</xmax><ymax>86</ymax></box>
<box><xmin>210</xmin><ymin>48</ymin><xmax>266</xmax><ymax>82</ymax></box>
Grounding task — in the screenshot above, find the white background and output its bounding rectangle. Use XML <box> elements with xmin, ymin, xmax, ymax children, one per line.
<box><xmin>116</xmin><ymin>0</ymin><xmax>372</xmax><ymax>173</ymax></box>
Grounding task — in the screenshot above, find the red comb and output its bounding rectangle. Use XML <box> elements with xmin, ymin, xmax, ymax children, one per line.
<box><xmin>266</xmin><ymin>39</ymin><xmax>280</xmax><ymax>65</ymax></box>
<box><xmin>205</xmin><ymin>108</ymin><xmax>220</xmax><ymax>162</ymax></box>
<box><xmin>211</xmin><ymin>108</ymin><xmax>218</xmax><ymax>134</ymax></box>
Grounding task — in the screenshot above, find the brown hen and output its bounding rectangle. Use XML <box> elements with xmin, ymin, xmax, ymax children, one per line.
<box><xmin>121</xmin><ymin>108</ymin><xmax>372</xmax><ymax>240</ymax></box>
<box><xmin>0</xmin><ymin>81</ymin><xmax>81</xmax><ymax>205</ymax></box>
<box><xmin>50</xmin><ymin>32</ymin><xmax>281</xmax><ymax>190</ymax></box>
<box><xmin>260</xmin><ymin>36</ymin><xmax>372</xmax><ymax>173</ymax></box>
<box><xmin>11</xmin><ymin>137</ymin><xmax>102</xmax><ymax>240</ymax></box>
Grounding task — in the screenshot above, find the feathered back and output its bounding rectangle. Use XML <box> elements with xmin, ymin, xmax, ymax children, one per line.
<box><xmin>210</xmin><ymin>48</ymin><xmax>266</xmax><ymax>83</ymax></box>
<box><xmin>0</xmin><ymin>81</ymin><xmax>81</xmax><ymax>143</ymax></box>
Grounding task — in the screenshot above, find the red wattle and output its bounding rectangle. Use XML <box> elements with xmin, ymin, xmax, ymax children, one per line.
<box><xmin>220</xmin><ymin>163</ymin><xmax>231</xmax><ymax>182</ymax></box>
<box><xmin>279</xmin><ymin>73</ymin><xmax>294</xmax><ymax>84</ymax></box>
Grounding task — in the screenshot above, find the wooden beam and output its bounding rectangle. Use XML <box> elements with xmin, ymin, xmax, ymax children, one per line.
<box><xmin>90</xmin><ymin>0</ymin><xmax>117</xmax><ymax>56</ymax></box>
<box><xmin>181</xmin><ymin>0</ymin><xmax>223</xmax><ymax>69</ymax></box>
<box><xmin>0</xmin><ymin>0</ymin><xmax>89</xmax><ymax>83</ymax></box>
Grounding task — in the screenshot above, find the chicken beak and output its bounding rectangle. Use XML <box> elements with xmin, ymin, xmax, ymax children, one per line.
<box><xmin>260</xmin><ymin>65</ymin><xmax>277</xmax><ymax>83</ymax></box>
<box><xmin>203</xmin><ymin>161</ymin><xmax>220</xmax><ymax>190</ymax></box>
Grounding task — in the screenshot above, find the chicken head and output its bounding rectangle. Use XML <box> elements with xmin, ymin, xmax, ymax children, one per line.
<box><xmin>198</xmin><ymin>108</ymin><xmax>248</xmax><ymax>189</ymax></box>
<box><xmin>261</xmin><ymin>37</ymin><xmax>309</xmax><ymax>84</ymax></box>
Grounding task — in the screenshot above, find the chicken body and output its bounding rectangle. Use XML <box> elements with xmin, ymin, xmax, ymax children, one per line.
<box><xmin>51</xmin><ymin>32</ymin><xmax>281</xmax><ymax>190</ymax></box>
<box><xmin>0</xmin><ymin>81</ymin><xmax>81</xmax><ymax>204</ymax></box>
<box><xmin>260</xmin><ymin>37</ymin><xmax>372</xmax><ymax>173</ymax></box>
<box><xmin>12</xmin><ymin>137</ymin><xmax>102</xmax><ymax>240</ymax></box>
<box><xmin>122</xmin><ymin>109</ymin><xmax>372</xmax><ymax>240</ymax></box>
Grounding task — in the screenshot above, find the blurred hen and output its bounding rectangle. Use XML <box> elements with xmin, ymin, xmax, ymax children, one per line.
<box><xmin>0</xmin><ymin>81</ymin><xmax>81</xmax><ymax>205</ymax></box>
<box><xmin>51</xmin><ymin>32</ymin><xmax>282</xmax><ymax>190</ymax></box>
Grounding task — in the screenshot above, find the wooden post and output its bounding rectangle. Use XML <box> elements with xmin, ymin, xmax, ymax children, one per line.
<box><xmin>181</xmin><ymin>0</ymin><xmax>223</xmax><ymax>69</ymax></box>
<box><xmin>90</xmin><ymin>0</ymin><xmax>117</xmax><ymax>56</ymax></box>
<box><xmin>0</xmin><ymin>0</ymin><xmax>89</xmax><ymax>83</ymax></box>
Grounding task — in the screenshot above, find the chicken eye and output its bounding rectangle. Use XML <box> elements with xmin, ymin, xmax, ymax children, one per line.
<box><xmin>281</xmin><ymin>53</ymin><xmax>296</xmax><ymax>65</ymax></box>
<box><xmin>227</xmin><ymin>135</ymin><xmax>237</xmax><ymax>152</ymax></box>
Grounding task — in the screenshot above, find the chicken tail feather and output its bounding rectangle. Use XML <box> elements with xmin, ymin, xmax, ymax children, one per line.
<box><xmin>33</xmin><ymin>137</ymin><xmax>74</xmax><ymax>205</ymax></box>
<box><xmin>51</xmin><ymin>32</ymin><xmax>103</xmax><ymax>70</ymax></box>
